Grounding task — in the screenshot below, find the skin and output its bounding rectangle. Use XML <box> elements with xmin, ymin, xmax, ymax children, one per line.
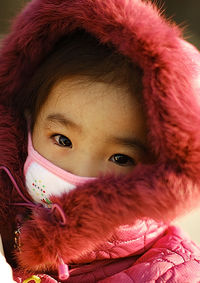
<box><xmin>32</xmin><ymin>76</ymin><xmax>151</xmax><ymax>177</ymax></box>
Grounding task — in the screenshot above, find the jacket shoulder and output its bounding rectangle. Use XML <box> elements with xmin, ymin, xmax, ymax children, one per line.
<box><xmin>99</xmin><ymin>225</ymin><xmax>200</xmax><ymax>282</ymax></box>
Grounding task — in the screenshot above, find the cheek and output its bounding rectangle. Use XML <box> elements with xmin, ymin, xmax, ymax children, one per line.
<box><xmin>32</xmin><ymin>126</ymin><xmax>43</xmax><ymax>152</ymax></box>
<box><xmin>102</xmin><ymin>162</ymin><xmax>135</xmax><ymax>176</ymax></box>
<box><xmin>32</xmin><ymin>113</ymin><xmax>44</xmax><ymax>148</ymax></box>
<box><xmin>32</xmin><ymin>123</ymin><xmax>53</xmax><ymax>162</ymax></box>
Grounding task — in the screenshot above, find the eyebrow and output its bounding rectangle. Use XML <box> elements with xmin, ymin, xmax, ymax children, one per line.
<box><xmin>46</xmin><ymin>113</ymin><xmax>81</xmax><ymax>131</ymax></box>
<box><xmin>46</xmin><ymin>113</ymin><xmax>148</xmax><ymax>153</ymax></box>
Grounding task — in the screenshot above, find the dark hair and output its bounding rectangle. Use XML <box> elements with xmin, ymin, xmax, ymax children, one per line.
<box><xmin>23</xmin><ymin>29</ymin><xmax>142</xmax><ymax>126</ymax></box>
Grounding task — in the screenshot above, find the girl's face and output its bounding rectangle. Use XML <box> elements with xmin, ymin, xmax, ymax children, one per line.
<box><xmin>32</xmin><ymin>77</ymin><xmax>150</xmax><ymax>177</ymax></box>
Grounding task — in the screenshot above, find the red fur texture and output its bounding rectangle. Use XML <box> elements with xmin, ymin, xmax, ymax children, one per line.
<box><xmin>0</xmin><ymin>0</ymin><xmax>200</xmax><ymax>273</ymax></box>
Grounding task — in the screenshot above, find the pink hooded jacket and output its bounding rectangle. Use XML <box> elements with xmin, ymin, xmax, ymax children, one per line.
<box><xmin>0</xmin><ymin>0</ymin><xmax>200</xmax><ymax>282</ymax></box>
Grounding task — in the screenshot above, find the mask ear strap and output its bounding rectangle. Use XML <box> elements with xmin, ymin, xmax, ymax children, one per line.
<box><xmin>0</xmin><ymin>165</ymin><xmax>69</xmax><ymax>278</ymax></box>
<box><xmin>50</xmin><ymin>203</ymin><xmax>67</xmax><ymax>226</ymax></box>
<box><xmin>0</xmin><ymin>165</ymin><xmax>67</xmax><ymax>226</ymax></box>
<box><xmin>58</xmin><ymin>256</ymin><xmax>70</xmax><ymax>280</ymax></box>
<box><xmin>0</xmin><ymin>165</ymin><xmax>33</xmax><ymax>205</ymax></box>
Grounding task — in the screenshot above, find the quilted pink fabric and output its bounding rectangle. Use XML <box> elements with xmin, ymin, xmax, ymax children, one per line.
<box><xmin>14</xmin><ymin>222</ymin><xmax>200</xmax><ymax>282</ymax></box>
<box><xmin>100</xmin><ymin>226</ymin><xmax>200</xmax><ymax>283</ymax></box>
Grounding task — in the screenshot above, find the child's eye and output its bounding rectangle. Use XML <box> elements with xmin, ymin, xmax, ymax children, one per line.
<box><xmin>109</xmin><ymin>154</ymin><xmax>136</xmax><ymax>166</ymax></box>
<box><xmin>52</xmin><ymin>134</ymin><xmax>72</xmax><ymax>148</ymax></box>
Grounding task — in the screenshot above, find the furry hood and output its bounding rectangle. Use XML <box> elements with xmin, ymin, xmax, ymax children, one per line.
<box><xmin>0</xmin><ymin>0</ymin><xmax>200</xmax><ymax>272</ymax></box>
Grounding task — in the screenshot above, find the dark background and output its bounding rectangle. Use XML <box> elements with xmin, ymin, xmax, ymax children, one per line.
<box><xmin>0</xmin><ymin>0</ymin><xmax>200</xmax><ymax>48</ymax></box>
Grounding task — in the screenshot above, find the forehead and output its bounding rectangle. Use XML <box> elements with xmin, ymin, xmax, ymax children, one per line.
<box><xmin>40</xmin><ymin>77</ymin><xmax>146</xmax><ymax>139</ymax></box>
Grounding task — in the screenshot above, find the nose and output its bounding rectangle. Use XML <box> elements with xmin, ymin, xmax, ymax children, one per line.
<box><xmin>67</xmin><ymin>154</ymin><xmax>102</xmax><ymax>178</ymax></box>
<box><xmin>70</xmin><ymin>162</ymin><xmax>101</xmax><ymax>178</ymax></box>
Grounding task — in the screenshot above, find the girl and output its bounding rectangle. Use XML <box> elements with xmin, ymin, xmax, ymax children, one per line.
<box><xmin>0</xmin><ymin>0</ymin><xmax>200</xmax><ymax>282</ymax></box>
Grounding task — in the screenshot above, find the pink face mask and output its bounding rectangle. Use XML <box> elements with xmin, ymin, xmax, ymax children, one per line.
<box><xmin>24</xmin><ymin>133</ymin><xmax>96</xmax><ymax>206</ymax></box>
